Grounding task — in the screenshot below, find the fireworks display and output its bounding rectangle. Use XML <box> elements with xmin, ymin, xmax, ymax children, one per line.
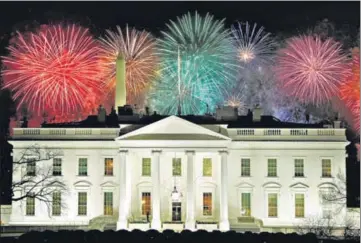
<box><xmin>99</xmin><ymin>26</ymin><xmax>159</xmax><ymax>105</ymax></box>
<box><xmin>231</xmin><ymin>22</ymin><xmax>277</xmax><ymax>67</ymax></box>
<box><xmin>1</xmin><ymin>24</ymin><xmax>105</xmax><ymax>117</ymax></box>
<box><xmin>274</xmin><ymin>35</ymin><xmax>350</xmax><ymax>106</ymax></box>
<box><xmin>340</xmin><ymin>48</ymin><xmax>360</xmax><ymax>132</ymax></box>
<box><xmin>151</xmin><ymin>12</ymin><xmax>239</xmax><ymax>115</ymax></box>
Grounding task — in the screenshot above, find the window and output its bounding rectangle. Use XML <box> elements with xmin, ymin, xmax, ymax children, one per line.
<box><xmin>142</xmin><ymin>192</ymin><xmax>151</xmax><ymax>215</ymax></box>
<box><xmin>295</xmin><ymin>194</ymin><xmax>305</xmax><ymax>218</ymax></box>
<box><xmin>53</xmin><ymin>158</ymin><xmax>62</xmax><ymax>176</ymax></box>
<box><xmin>203</xmin><ymin>158</ymin><xmax>212</xmax><ymax>177</ymax></box>
<box><xmin>268</xmin><ymin>193</ymin><xmax>278</xmax><ymax>217</ymax></box>
<box><xmin>78</xmin><ymin>158</ymin><xmax>88</xmax><ymax>176</ymax></box>
<box><xmin>142</xmin><ymin>158</ymin><xmax>151</xmax><ymax>176</ymax></box>
<box><xmin>267</xmin><ymin>159</ymin><xmax>277</xmax><ymax>177</ymax></box>
<box><xmin>26</xmin><ymin>159</ymin><xmax>36</xmax><ymax>176</ymax></box>
<box><xmin>172</xmin><ymin>158</ymin><xmax>181</xmax><ymax>176</ymax></box>
<box><xmin>104</xmin><ymin>158</ymin><xmax>113</xmax><ymax>176</ymax></box>
<box><xmin>52</xmin><ymin>192</ymin><xmax>61</xmax><ymax>216</ymax></box>
<box><xmin>320</xmin><ymin>191</ymin><xmax>332</xmax><ymax>218</ymax></box>
<box><xmin>203</xmin><ymin>192</ymin><xmax>212</xmax><ymax>216</ymax></box>
<box><xmin>322</xmin><ymin>159</ymin><xmax>332</xmax><ymax>178</ymax></box>
<box><xmin>104</xmin><ymin>192</ymin><xmax>113</xmax><ymax>215</ymax></box>
<box><xmin>241</xmin><ymin>158</ymin><xmax>251</xmax><ymax>177</ymax></box>
<box><xmin>241</xmin><ymin>193</ymin><xmax>251</xmax><ymax>216</ymax></box>
<box><xmin>78</xmin><ymin>192</ymin><xmax>87</xmax><ymax>216</ymax></box>
<box><xmin>26</xmin><ymin>197</ymin><xmax>35</xmax><ymax>216</ymax></box>
<box><xmin>294</xmin><ymin>159</ymin><xmax>304</xmax><ymax>177</ymax></box>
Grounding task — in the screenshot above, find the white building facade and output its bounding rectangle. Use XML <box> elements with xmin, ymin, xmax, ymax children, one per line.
<box><xmin>9</xmin><ymin>115</ymin><xmax>349</xmax><ymax>232</ymax></box>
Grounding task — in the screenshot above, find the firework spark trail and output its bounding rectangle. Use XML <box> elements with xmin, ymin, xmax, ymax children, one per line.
<box><xmin>2</xmin><ymin>24</ymin><xmax>105</xmax><ymax>117</ymax></box>
<box><xmin>231</xmin><ymin>21</ymin><xmax>277</xmax><ymax>68</ymax></box>
<box><xmin>274</xmin><ymin>35</ymin><xmax>350</xmax><ymax>106</ymax></box>
<box><xmin>340</xmin><ymin>48</ymin><xmax>360</xmax><ymax>132</ymax></box>
<box><xmin>99</xmin><ymin>26</ymin><xmax>159</xmax><ymax>103</ymax></box>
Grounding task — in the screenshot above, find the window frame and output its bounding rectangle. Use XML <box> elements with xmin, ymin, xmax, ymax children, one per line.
<box><xmin>172</xmin><ymin>158</ymin><xmax>182</xmax><ymax>176</ymax></box>
<box><xmin>294</xmin><ymin>158</ymin><xmax>304</xmax><ymax>177</ymax></box>
<box><xmin>241</xmin><ymin>158</ymin><xmax>251</xmax><ymax>177</ymax></box>
<box><xmin>295</xmin><ymin>193</ymin><xmax>305</xmax><ymax>218</ymax></box>
<box><xmin>52</xmin><ymin>191</ymin><xmax>61</xmax><ymax>216</ymax></box>
<box><xmin>103</xmin><ymin>192</ymin><xmax>113</xmax><ymax>216</ymax></box>
<box><xmin>267</xmin><ymin>193</ymin><xmax>278</xmax><ymax>218</ymax></box>
<box><xmin>104</xmin><ymin>157</ymin><xmax>114</xmax><ymax>176</ymax></box>
<box><xmin>52</xmin><ymin>158</ymin><xmax>62</xmax><ymax>176</ymax></box>
<box><xmin>142</xmin><ymin>158</ymin><xmax>151</xmax><ymax>177</ymax></box>
<box><xmin>141</xmin><ymin>192</ymin><xmax>151</xmax><ymax>216</ymax></box>
<box><xmin>241</xmin><ymin>192</ymin><xmax>251</xmax><ymax>217</ymax></box>
<box><xmin>78</xmin><ymin>192</ymin><xmax>87</xmax><ymax>216</ymax></box>
<box><xmin>202</xmin><ymin>192</ymin><xmax>213</xmax><ymax>216</ymax></box>
<box><xmin>78</xmin><ymin>157</ymin><xmax>88</xmax><ymax>176</ymax></box>
<box><xmin>321</xmin><ymin>158</ymin><xmax>332</xmax><ymax>178</ymax></box>
<box><xmin>267</xmin><ymin>158</ymin><xmax>277</xmax><ymax>177</ymax></box>
<box><xmin>26</xmin><ymin>196</ymin><xmax>35</xmax><ymax>216</ymax></box>
<box><xmin>202</xmin><ymin>158</ymin><xmax>212</xmax><ymax>177</ymax></box>
<box><xmin>25</xmin><ymin>157</ymin><xmax>36</xmax><ymax>177</ymax></box>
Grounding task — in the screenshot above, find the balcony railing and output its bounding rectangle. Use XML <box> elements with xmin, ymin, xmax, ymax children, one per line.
<box><xmin>13</xmin><ymin>128</ymin><xmax>119</xmax><ymax>139</ymax></box>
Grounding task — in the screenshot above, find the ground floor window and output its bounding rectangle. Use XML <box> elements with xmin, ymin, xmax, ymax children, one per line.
<box><xmin>295</xmin><ymin>194</ymin><xmax>305</xmax><ymax>218</ymax></box>
<box><xmin>268</xmin><ymin>193</ymin><xmax>278</xmax><ymax>217</ymax></box>
<box><xmin>142</xmin><ymin>192</ymin><xmax>151</xmax><ymax>216</ymax></box>
<box><xmin>203</xmin><ymin>192</ymin><xmax>212</xmax><ymax>216</ymax></box>
<box><xmin>52</xmin><ymin>192</ymin><xmax>61</xmax><ymax>216</ymax></box>
<box><xmin>241</xmin><ymin>193</ymin><xmax>251</xmax><ymax>216</ymax></box>
<box><xmin>26</xmin><ymin>197</ymin><xmax>35</xmax><ymax>216</ymax></box>
<box><xmin>104</xmin><ymin>192</ymin><xmax>113</xmax><ymax>215</ymax></box>
<box><xmin>78</xmin><ymin>192</ymin><xmax>87</xmax><ymax>216</ymax></box>
<box><xmin>172</xmin><ymin>202</ymin><xmax>181</xmax><ymax>221</ymax></box>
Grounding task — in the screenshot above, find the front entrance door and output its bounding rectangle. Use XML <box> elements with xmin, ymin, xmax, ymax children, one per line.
<box><xmin>172</xmin><ymin>202</ymin><xmax>181</xmax><ymax>221</ymax></box>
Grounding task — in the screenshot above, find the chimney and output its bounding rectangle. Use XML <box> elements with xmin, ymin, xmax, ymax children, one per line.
<box><xmin>333</xmin><ymin>116</ymin><xmax>341</xmax><ymax>128</ymax></box>
<box><xmin>253</xmin><ymin>104</ymin><xmax>263</xmax><ymax>122</ymax></box>
<box><xmin>97</xmin><ymin>105</ymin><xmax>106</xmax><ymax>123</ymax></box>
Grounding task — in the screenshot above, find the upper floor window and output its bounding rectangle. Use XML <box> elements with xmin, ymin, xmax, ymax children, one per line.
<box><xmin>53</xmin><ymin>158</ymin><xmax>62</xmax><ymax>176</ymax></box>
<box><xmin>203</xmin><ymin>192</ymin><xmax>212</xmax><ymax>216</ymax></box>
<box><xmin>52</xmin><ymin>192</ymin><xmax>61</xmax><ymax>216</ymax></box>
<box><xmin>78</xmin><ymin>192</ymin><xmax>87</xmax><ymax>216</ymax></box>
<box><xmin>104</xmin><ymin>192</ymin><xmax>113</xmax><ymax>216</ymax></box>
<box><xmin>268</xmin><ymin>193</ymin><xmax>278</xmax><ymax>217</ymax></box>
<box><xmin>295</xmin><ymin>193</ymin><xmax>305</xmax><ymax>218</ymax></box>
<box><xmin>294</xmin><ymin>159</ymin><xmax>304</xmax><ymax>177</ymax></box>
<box><xmin>142</xmin><ymin>158</ymin><xmax>151</xmax><ymax>176</ymax></box>
<box><xmin>241</xmin><ymin>158</ymin><xmax>251</xmax><ymax>177</ymax></box>
<box><xmin>322</xmin><ymin>159</ymin><xmax>332</xmax><ymax>178</ymax></box>
<box><xmin>78</xmin><ymin>158</ymin><xmax>88</xmax><ymax>176</ymax></box>
<box><xmin>26</xmin><ymin>196</ymin><xmax>35</xmax><ymax>216</ymax></box>
<box><xmin>267</xmin><ymin>159</ymin><xmax>277</xmax><ymax>177</ymax></box>
<box><xmin>26</xmin><ymin>159</ymin><xmax>36</xmax><ymax>176</ymax></box>
<box><xmin>104</xmin><ymin>158</ymin><xmax>113</xmax><ymax>176</ymax></box>
<box><xmin>203</xmin><ymin>158</ymin><xmax>212</xmax><ymax>177</ymax></box>
<box><xmin>172</xmin><ymin>158</ymin><xmax>181</xmax><ymax>176</ymax></box>
<box><xmin>142</xmin><ymin>192</ymin><xmax>151</xmax><ymax>216</ymax></box>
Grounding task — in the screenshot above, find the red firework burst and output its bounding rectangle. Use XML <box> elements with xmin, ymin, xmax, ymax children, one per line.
<box><xmin>275</xmin><ymin>35</ymin><xmax>350</xmax><ymax>106</ymax></box>
<box><xmin>1</xmin><ymin>24</ymin><xmax>106</xmax><ymax>118</ymax></box>
<box><xmin>340</xmin><ymin>48</ymin><xmax>360</xmax><ymax>132</ymax></box>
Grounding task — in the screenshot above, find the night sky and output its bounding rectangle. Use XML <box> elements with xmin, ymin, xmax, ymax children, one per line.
<box><xmin>0</xmin><ymin>1</ymin><xmax>359</xmax><ymax>54</ymax></box>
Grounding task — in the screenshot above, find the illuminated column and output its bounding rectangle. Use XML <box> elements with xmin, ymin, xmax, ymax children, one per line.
<box><xmin>219</xmin><ymin>151</ymin><xmax>230</xmax><ymax>231</ymax></box>
<box><xmin>117</xmin><ymin>150</ymin><xmax>128</xmax><ymax>230</ymax></box>
<box><xmin>185</xmin><ymin>151</ymin><xmax>195</xmax><ymax>230</ymax></box>
<box><xmin>151</xmin><ymin>150</ymin><xmax>162</xmax><ymax>230</ymax></box>
<box><xmin>115</xmin><ymin>56</ymin><xmax>126</xmax><ymax>111</ymax></box>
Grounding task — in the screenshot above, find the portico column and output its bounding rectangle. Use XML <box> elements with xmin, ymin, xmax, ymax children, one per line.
<box><xmin>151</xmin><ymin>150</ymin><xmax>162</xmax><ymax>230</ymax></box>
<box><xmin>117</xmin><ymin>150</ymin><xmax>128</xmax><ymax>230</ymax></box>
<box><xmin>185</xmin><ymin>151</ymin><xmax>195</xmax><ymax>230</ymax></box>
<box><xmin>219</xmin><ymin>151</ymin><xmax>230</xmax><ymax>231</ymax></box>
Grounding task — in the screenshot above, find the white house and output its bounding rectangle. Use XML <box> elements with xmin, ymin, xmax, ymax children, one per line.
<box><xmin>8</xmin><ymin>106</ymin><xmax>349</xmax><ymax>233</ymax></box>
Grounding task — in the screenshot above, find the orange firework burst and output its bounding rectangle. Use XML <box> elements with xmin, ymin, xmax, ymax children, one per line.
<box><xmin>99</xmin><ymin>26</ymin><xmax>159</xmax><ymax>104</ymax></box>
<box><xmin>340</xmin><ymin>48</ymin><xmax>360</xmax><ymax>132</ymax></box>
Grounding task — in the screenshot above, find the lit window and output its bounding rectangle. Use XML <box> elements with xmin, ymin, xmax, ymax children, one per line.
<box><xmin>203</xmin><ymin>192</ymin><xmax>212</xmax><ymax>216</ymax></box>
<box><xmin>26</xmin><ymin>159</ymin><xmax>36</xmax><ymax>176</ymax></box>
<box><xmin>172</xmin><ymin>158</ymin><xmax>181</xmax><ymax>176</ymax></box>
<box><xmin>241</xmin><ymin>193</ymin><xmax>251</xmax><ymax>216</ymax></box>
<box><xmin>322</xmin><ymin>159</ymin><xmax>332</xmax><ymax>178</ymax></box>
<box><xmin>294</xmin><ymin>159</ymin><xmax>304</xmax><ymax>177</ymax></box>
<box><xmin>52</xmin><ymin>192</ymin><xmax>61</xmax><ymax>216</ymax></box>
<box><xmin>268</xmin><ymin>193</ymin><xmax>278</xmax><ymax>217</ymax></box>
<box><xmin>142</xmin><ymin>158</ymin><xmax>151</xmax><ymax>176</ymax></box>
<box><xmin>241</xmin><ymin>158</ymin><xmax>251</xmax><ymax>177</ymax></box>
<box><xmin>295</xmin><ymin>194</ymin><xmax>305</xmax><ymax>218</ymax></box>
<box><xmin>104</xmin><ymin>192</ymin><xmax>113</xmax><ymax>216</ymax></box>
<box><xmin>78</xmin><ymin>158</ymin><xmax>88</xmax><ymax>176</ymax></box>
<box><xmin>267</xmin><ymin>159</ymin><xmax>277</xmax><ymax>177</ymax></box>
<box><xmin>53</xmin><ymin>158</ymin><xmax>62</xmax><ymax>176</ymax></box>
<box><xmin>78</xmin><ymin>192</ymin><xmax>87</xmax><ymax>216</ymax></box>
<box><xmin>142</xmin><ymin>192</ymin><xmax>151</xmax><ymax>215</ymax></box>
<box><xmin>104</xmin><ymin>158</ymin><xmax>113</xmax><ymax>176</ymax></box>
<box><xmin>203</xmin><ymin>158</ymin><xmax>212</xmax><ymax>177</ymax></box>
<box><xmin>26</xmin><ymin>196</ymin><xmax>35</xmax><ymax>216</ymax></box>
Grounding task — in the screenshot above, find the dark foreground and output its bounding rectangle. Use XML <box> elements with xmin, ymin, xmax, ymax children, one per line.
<box><xmin>0</xmin><ymin>230</ymin><xmax>360</xmax><ymax>243</ymax></box>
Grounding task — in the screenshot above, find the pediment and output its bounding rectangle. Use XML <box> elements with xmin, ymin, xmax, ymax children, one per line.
<box><xmin>262</xmin><ymin>182</ymin><xmax>282</xmax><ymax>188</ymax></box>
<box><xmin>290</xmin><ymin>182</ymin><xmax>309</xmax><ymax>189</ymax></box>
<box><xmin>73</xmin><ymin>180</ymin><xmax>92</xmax><ymax>188</ymax></box>
<box><xmin>318</xmin><ymin>182</ymin><xmax>338</xmax><ymax>189</ymax></box>
<box><xmin>235</xmin><ymin>182</ymin><xmax>255</xmax><ymax>189</ymax></box>
<box><xmin>116</xmin><ymin>116</ymin><xmax>230</xmax><ymax>141</ymax></box>
<box><xmin>100</xmin><ymin>181</ymin><xmax>118</xmax><ymax>187</ymax></box>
